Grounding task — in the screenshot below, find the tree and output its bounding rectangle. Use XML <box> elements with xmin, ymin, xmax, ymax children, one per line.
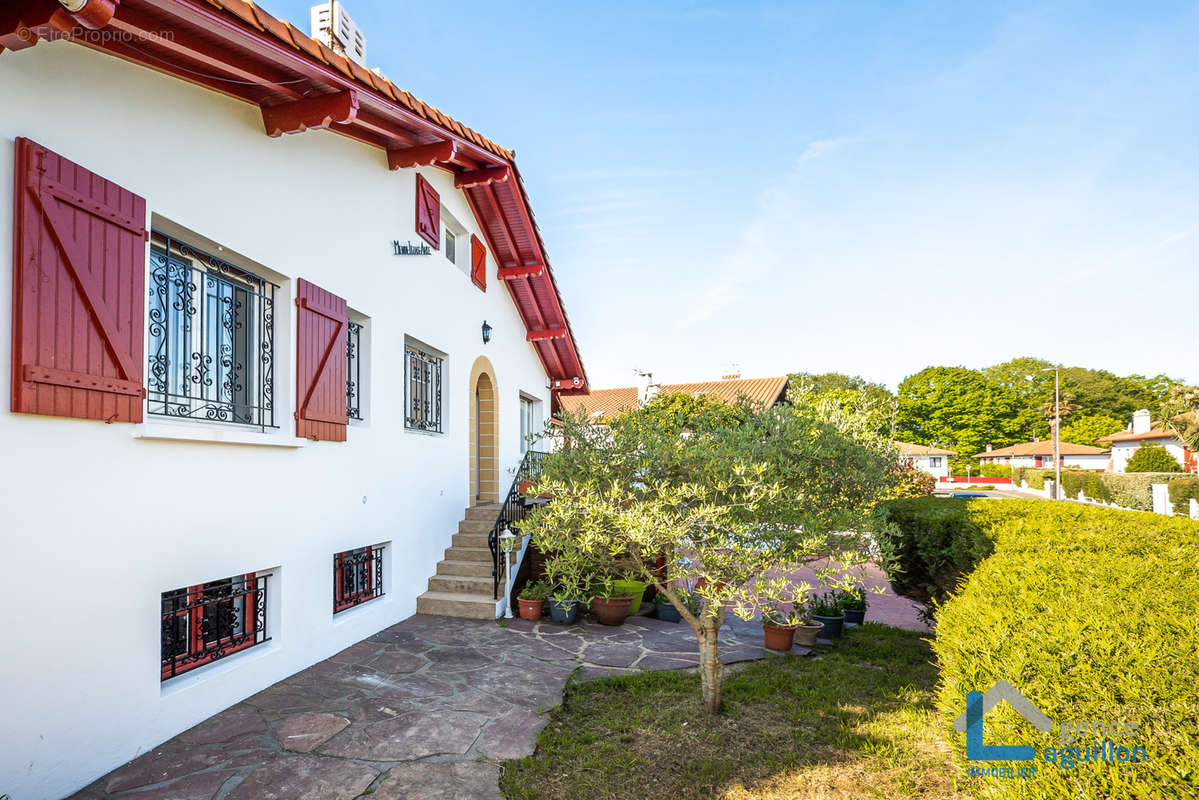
<box><xmin>787</xmin><ymin>372</ymin><xmax>897</xmax><ymax>437</ymax></box>
<box><xmin>1059</xmin><ymin>413</ymin><xmax>1124</xmax><ymax>447</ymax></box>
<box><xmin>530</xmin><ymin>394</ymin><xmax>894</xmax><ymax>713</ymax></box>
<box><xmin>896</xmin><ymin>367</ymin><xmax>1033</xmax><ymax>457</ymax></box>
<box><xmin>1159</xmin><ymin>385</ymin><xmax>1199</xmax><ymax>452</ymax></box>
<box><xmin>1125</xmin><ymin>444</ymin><xmax>1184</xmax><ymax>473</ymax></box>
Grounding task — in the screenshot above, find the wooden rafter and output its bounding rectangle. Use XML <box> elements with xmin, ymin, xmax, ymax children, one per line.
<box><xmin>262</xmin><ymin>90</ymin><xmax>359</xmax><ymax>137</ymax></box>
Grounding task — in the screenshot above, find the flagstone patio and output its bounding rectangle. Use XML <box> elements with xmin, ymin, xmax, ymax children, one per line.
<box><xmin>70</xmin><ymin>611</ymin><xmax>797</xmax><ymax>800</ymax></box>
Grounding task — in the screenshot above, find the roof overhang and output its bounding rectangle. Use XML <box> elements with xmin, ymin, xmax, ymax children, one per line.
<box><xmin>2</xmin><ymin>0</ymin><xmax>588</xmax><ymax>395</ymax></box>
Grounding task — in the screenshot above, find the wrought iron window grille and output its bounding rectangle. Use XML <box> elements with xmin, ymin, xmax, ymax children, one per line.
<box><xmin>334</xmin><ymin>546</ymin><xmax>384</xmax><ymax>612</ymax></box>
<box><xmin>405</xmin><ymin>344</ymin><xmax>444</xmax><ymax>433</ymax></box>
<box><xmin>148</xmin><ymin>233</ymin><xmax>277</xmax><ymax>430</ymax></box>
<box><xmin>160</xmin><ymin>573</ymin><xmax>269</xmax><ymax>681</ymax></box>
<box><xmin>346</xmin><ymin>321</ymin><xmax>363</xmax><ymax>421</ymax></box>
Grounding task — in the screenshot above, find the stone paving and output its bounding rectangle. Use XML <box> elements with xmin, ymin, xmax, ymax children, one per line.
<box><xmin>71</xmin><ymin>611</ymin><xmax>800</xmax><ymax>800</ymax></box>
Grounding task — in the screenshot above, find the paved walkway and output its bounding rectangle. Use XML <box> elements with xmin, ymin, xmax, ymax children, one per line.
<box><xmin>71</xmin><ymin>612</ymin><xmax>791</xmax><ymax>800</ymax></box>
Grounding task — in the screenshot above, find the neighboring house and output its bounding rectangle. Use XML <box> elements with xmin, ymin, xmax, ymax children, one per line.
<box><xmin>893</xmin><ymin>441</ymin><xmax>956</xmax><ymax>480</ymax></box>
<box><xmin>0</xmin><ymin>4</ymin><xmax>587</xmax><ymax>798</ymax></box>
<box><xmin>559</xmin><ymin>373</ymin><xmax>789</xmax><ymax>423</ymax></box>
<box><xmin>1097</xmin><ymin>409</ymin><xmax>1197</xmax><ymax>473</ymax></box>
<box><xmin>974</xmin><ymin>441</ymin><xmax>1110</xmax><ymax>470</ymax></box>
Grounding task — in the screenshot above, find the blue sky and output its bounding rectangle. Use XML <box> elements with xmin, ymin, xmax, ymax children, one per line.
<box><xmin>264</xmin><ymin>1</ymin><xmax>1199</xmax><ymax>390</ymax></box>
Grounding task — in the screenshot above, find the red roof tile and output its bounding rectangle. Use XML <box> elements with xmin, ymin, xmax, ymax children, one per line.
<box><xmin>560</xmin><ymin>377</ymin><xmax>788</xmax><ymax>422</ymax></box>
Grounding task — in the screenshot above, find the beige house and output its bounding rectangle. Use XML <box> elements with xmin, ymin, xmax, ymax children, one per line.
<box><xmin>893</xmin><ymin>441</ymin><xmax>956</xmax><ymax>480</ymax></box>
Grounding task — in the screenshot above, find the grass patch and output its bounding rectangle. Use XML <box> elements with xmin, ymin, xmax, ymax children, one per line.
<box><xmin>501</xmin><ymin>624</ymin><xmax>964</xmax><ymax>800</ymax></box>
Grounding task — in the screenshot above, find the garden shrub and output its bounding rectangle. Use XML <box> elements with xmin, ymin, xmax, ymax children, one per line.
<box><xmin>925</xmin><ymin>499</ymin><xmax>1199</xmax><ymax>798</ymax></box>
<box><xmin>1012</xmin><ymin>467</ymin><xmax>1052</xmax><ymax>489</ymax></box>
<box><xmin>979</xmin><ymin>463</ymin><xmax>1011</xmax><ymax>478</ymax></box>
<box><xmin>1124</xmin><ymin>443</ymin><xmax>1184</xmax><ymax>472</ymax></box>
<box><xmin>1168</xmin><ymin>477</ymin><xmax>1199</xmax><ymax>510</ymax></box>
<box><xmin>1096</xmin><ymin>472</ymin><xmax>1193</xmax><ymax>511</ymax></box>
<box><xmin>875</xmin><ymin>499</ymin><xmax>991</xmax><ymax>605</ymax></box>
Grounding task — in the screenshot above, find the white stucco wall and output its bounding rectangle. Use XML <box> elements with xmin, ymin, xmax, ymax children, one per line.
<box><xmin>0</xmin><ymin>41</ymin><xmax>558</xmax><ymax>800</ymax></box>
<box><xmin>909</xmin><ymin>455</ymin><xmax>950</xmax><ymax>480</ymax></box>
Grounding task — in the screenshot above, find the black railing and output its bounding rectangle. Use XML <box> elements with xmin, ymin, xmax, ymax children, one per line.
<box><xmin>334</xmin><ymin>545</ymin><xmax>384</xmax><ymax>612</ymax></box>
<box><xmin>160</xmin><ymin>573</ymin><xmax>269</xmax><ymax>681</ymax></box>
<box><xmin>148</xmin><ymin>233</ymin><xmax>277</xmax><ymax>430</ymax></box>
<box><xmin>488</xmin><ymin>449</ymin><xmax>549</xmax><ymax>598</ymax></box>
<box><xmin>346</xmin><ymin>321</ymin><xmax>363</xmax><ymax>421</ymax></box>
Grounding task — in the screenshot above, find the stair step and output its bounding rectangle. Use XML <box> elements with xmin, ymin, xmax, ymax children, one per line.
<box><xmin>452</xmin><ymin>532</ymin><xmax>489</xmax><ymax>548</ymax></box>
<box><xmin>464</xmin><ymin>503</ymin><xmax>502</xmax><ymax>521</ymax></box>
<box><xmin>416</xmin><ymin>591</ymin><xmax>497</xmax><ymax>620</ymax></box>
<box><xmin>437</xmin><ymin>559</ymin><xmax>493</xmax><ymax>578</ymax></box>
<box><xmin>458</xmin><ymin>518</ymin><xmax>494</xmax><ymax>534</ymax></box>
<box><xmin>428</xmin><ymin>574</ymin><xmax>493</xmax><ymax>594</ymax></box>
<box><xmin>445</xmin><ymin>546</ymin><xmax>492</xmax><ymax>563</ymax></box>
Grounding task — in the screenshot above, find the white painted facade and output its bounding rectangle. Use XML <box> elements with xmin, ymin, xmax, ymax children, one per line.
<box><xmin>1109</xmin><ymin>438</ymin><xmax>1189</xmax><ymax>473</ymax></box>
<box><xmin>0</xmin><ymin>41</ymin><xmax>559</xmax><ymax>800</ymax></box>
<box><xmin>904</xmin><ymin>454</ymin><xmax>951</xmax><ymax>480</ymax></box>
<box><xmin>978</xmin><ymin>453</ymin><xmax>1110</xmax><ymax>470</ymax></box>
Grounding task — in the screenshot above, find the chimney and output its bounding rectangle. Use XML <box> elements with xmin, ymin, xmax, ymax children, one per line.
<box><xmin>721</xmin><ymin>363</ymin><xmax>742</xmax><ymax>380</ymax></box>
<box><xmin>310</xmin><ymin>2</ymin><xmax>367</xmax><ymax>66</ymax></box>
<box><xmin>1132</xmin><ymin>409</ymin><xmax>1152</xmax><ymax>435</ymax></box>
<box><xmin>635</xmin><ymin>369</ymin><xmax>659</xmax><ymax>405</ymax></box>
<box><xmin>985</xmin><ymin>443</ymin><xmax>992</xmax><ymax>452</ymax></box>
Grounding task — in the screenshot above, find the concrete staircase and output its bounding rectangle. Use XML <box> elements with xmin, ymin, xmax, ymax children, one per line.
<box><xmin>415</xmin><ymin>503</ymin><xmax>502</xmax><ymax>619</ymax></box>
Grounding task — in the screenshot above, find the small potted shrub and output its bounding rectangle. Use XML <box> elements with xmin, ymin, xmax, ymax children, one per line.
<box><xmin>838</xmin><ymin>586</ymin><xmax>867</xmax><ymax>625</ymax></box>
<box><xmin>793</xmin><ymin>603</ymin><xmax>824</xmax><ymax>647</ymax></box>
<box><xmin>810</xmin><ymin>592</ymin><xmax>845</xmax><ymax>638</ymax></box>
<box><xmin>543</xmin><ymin>554</ymin><xmax>586</xmax><ymax>625</ymax></box>
<box><xmin>516</xmin><ymin>580</ymin><xmax>549</xmax><ymax>621</ymax></box>
<box><xmin>654</xmin><ymin>587</ymin><xmax>697</xmax><ymax>624</ymax></box>
<box><xmin>548</xmin><ymin>587</ymin><xmax>582</xmax><ymax>624</ymax></box>
<box><xmin>760</xmin><ymin>605</ymin><xmax>800</xmax><ymax>651</ymax></box>
<box><xmin>590</xmin><ymin>578</ymin><xmax>637</xmax><ymax>626</ymax></box>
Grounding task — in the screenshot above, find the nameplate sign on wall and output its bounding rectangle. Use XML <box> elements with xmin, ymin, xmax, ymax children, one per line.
<box><xmin>393</xmin><ymin>240</ymin><xmax>432</xmax><ymax>256</ymax></box>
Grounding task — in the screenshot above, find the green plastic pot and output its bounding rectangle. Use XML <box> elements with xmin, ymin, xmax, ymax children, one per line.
<box><xmin>611</xmin><ymin>580</ymin><xmax>648</xmax><ymax>613</ymax></box>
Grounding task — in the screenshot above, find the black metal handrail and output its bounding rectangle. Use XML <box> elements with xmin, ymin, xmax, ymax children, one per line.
<box><xmin>488</xmin><ymin>449</ymin><xmax>549</xmax><ymax>598</ymax></box>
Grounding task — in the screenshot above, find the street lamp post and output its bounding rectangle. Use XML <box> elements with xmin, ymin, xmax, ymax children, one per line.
<box><xmin>1042</xmin><ymin>367</ymin><xmax>1061</xmax><ymax>499</ymax></box>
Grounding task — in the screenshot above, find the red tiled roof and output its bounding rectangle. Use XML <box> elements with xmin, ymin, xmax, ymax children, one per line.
<box><xmin>893</xmin><ymin>441</ymin><xmax>957</xmax><ymax>457</ymax></box>
<box><xmin>1096</xmin><ymin>414</ymin><xmax>1194</xmax><ymax>443</ymax></box>
<box><xmin>560</xmin><ymin>377</ymin><xmax>788</xmax><ymax>422</ymax></box>
<box><xmin>973</xmin><ymin>441</ymin><xmax>1110</xmax><ymax>458</ymax></box>
<box><xmin>5</xmin><ymin>0</ymin><xmax>587</xmax><ymax>394</ymax></box>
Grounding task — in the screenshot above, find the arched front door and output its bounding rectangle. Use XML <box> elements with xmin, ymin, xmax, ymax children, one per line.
<box><xmin>469</xmin><ymin>356</ymin><xmax>498</xmax><ymax>505</ymax></box>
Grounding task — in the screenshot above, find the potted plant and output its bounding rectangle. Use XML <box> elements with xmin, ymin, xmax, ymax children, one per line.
<box><xmin>544</xmin><ymin>551</ymin><xmax>586</xmax><ymax>625</ymax></box>
<box><xmin>611</xmin><ymin>572</ymin><xmax>649</xmax><ymax>614</ymax></box>
<box><xmin>516</xmin><ymin>580</ymin><xmax>549</xmax><ymax>621</ymax></box>
<box><xmin>760</xmin><ymin>605</ymin><xmax>799</xmax><ymax>651</ymax></box>
<box><xmin>793</xmin><ymin>602</ymin><xmax>824</xmax><ymax>647</ymax></box>
<box><xmin>653</xmin><ymin>587</ymin><xmax>697</xmax><ymax>624</ymax></box>
<box><xmin>838</xmin><ymin>586</ymin><xmax>867</xmax><ymax>625</ymax></box>
<box><xmin>590</xmin><ymin>578</ymin><xmax>637</xmax><ymax>626</ymax></box>
<box><xmin>810</xmin><ymin>591</ymin><xmax>845</xmax><ymax>638</ymax></box>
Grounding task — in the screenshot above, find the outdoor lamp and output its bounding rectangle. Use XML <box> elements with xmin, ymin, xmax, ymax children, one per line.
<box><xmin>499</xmin><ymin>528</ymin><xmax>518</xmax><ymax>618</ymax></box>
<box><xmin>481</xmin><ymin>320</ymin><xmax>492</xmax><ymax>344</ymax></box>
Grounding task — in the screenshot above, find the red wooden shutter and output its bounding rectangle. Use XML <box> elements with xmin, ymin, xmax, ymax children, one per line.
<box><xmin>11</xmin><ymin>137</ymin><xmax>147</xmax><ymax>423</ymax></box>
<box><xmin>470</xmin><ymin>234</ymin><xmax>487</xmax><ymax>291</ymax></box>
<box><xmin>295</xmin><ymin>278</ymin><xmax>348</xmax><ymax>441</ymax></box>
<box><xmin>415</xmin><ymin>173</ymin><xmax>440</xmax><ymax>248</ymax></box>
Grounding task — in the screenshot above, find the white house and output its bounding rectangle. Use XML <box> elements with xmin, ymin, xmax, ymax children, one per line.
<box><xmin>0</xmin><ymin>2</ymin><xmax>587</xmax><ymax>797</ymax></box>
<box><xmin>974</xmin><ymin>441</ymin><xmax>1110</xmax><ymax>470</ymax></box>
<box><xmin>892</xmin><ymin>441</ymin><xmax>956</xmax><ymax>480</ymax></box>
<box><xmin>1097</xmin><ymin>409</ymin><xmax>1197</xmax><ymax>473</ymax></box>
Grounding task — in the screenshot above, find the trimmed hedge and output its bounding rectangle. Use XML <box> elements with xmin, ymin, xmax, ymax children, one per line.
<box><xmin>1012</xmin><ymin>468</ymin><xmax>1194</xmax><ymax>510</ymax></box>
<box><xmin>979</xmin><ymin>463</ymin><xmax>1011</xmax><ymax>478</ymax></box>
<box><xmin>1168</xmin><ymin>477</ymin><xmax>1199</xmax><ymax>510</ymax></box>
<box><xmin>1012</xmin><ymin>467</ymin><xmax>1052</xmax><ymax>489</ymax></box>
<box><xmin>885</xmin><ymin>499</ymin><xmax>1199</xmax><ymax>798</ymax></box>
<box><xmin>875</xmin><ymin>499</ymin><xmax>991</xmax><ymax>605</ymax></box>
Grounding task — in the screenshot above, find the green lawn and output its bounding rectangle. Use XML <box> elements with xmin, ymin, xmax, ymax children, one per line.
<box><xmin>501</xmin><ymin>624</ymin><xmax>965</xmax><ymax>800</ymax></box>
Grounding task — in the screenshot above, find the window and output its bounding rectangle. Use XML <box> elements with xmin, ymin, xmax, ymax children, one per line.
<box><xmin>161</xmin><ymin>573</ymin><xmax>269</xmax><ymax>680</ymax></box>
<box><xmin>334</xmin><ymin>546</ymin><xmax>384</xmax><ymax>612</ymax></box>
<box><xmin>444</xmin><ymin>229</ymin><xmax>457</xmax><ymax>264</ymax></box>
<box><xmin>405</xmin><ymin>341</ymin><xmax>444</xmax><ymax>433</ymax></box>
<box><xmin>441</xmin><ymin>207</ymin><xmax>470</xmax><ymax>278</ymax></box>
<box><xmin>148</xmin><ymin>233</ymin><xmax>276</xmax><ymax>430</ymax></box>
<box><xmin>346</xmin><ymin>320</ymin><xmax>363</xmax><ymax>421</ymax></box>
<box><xmin>520</xmin><ymin>395</ymin><xmax>541</xmax><ymax>452</ymax></box>
<box><xmin>928</xmin><ymin>457</ymin><xmax>942</xmax><ymax>468</ymax></box>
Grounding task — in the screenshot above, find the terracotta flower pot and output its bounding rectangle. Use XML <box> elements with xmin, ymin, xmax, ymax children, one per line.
<box><xmin>762</xmin><ymin>623</ymin><xmax>797</xmax><ymax>652</ymax></box>
<box><xmin>794</xmin><ymin>623</ymin><xmax>822</xmax><ymax>647</ymax></box>
<box><xmin>590</xmin><ymin>595</ymin><xmax>634</xmax><ymax>626</ymax></box>
<box><xmin>517</xmin><ymin>597</ymin><xmax>544</xmax><ymax>621</ymax></box>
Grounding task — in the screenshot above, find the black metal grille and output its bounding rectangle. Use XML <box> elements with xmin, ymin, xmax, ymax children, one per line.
<box><xmin>405</xmin><ymin>344</ymin><xmax>443</xmax><ymax>433</ymax></box>
<box><xmin>334</xmin><ymin>546</ymin><xmax>384</xmax><ymax>612</ymax></box>
<box><xmin>489</xmin><ymin>449</ymin><xmax>549</xmax><ymax>598</ymax></box>
<box><xmin>346</xmin><ymin>321</ymin><xmax>363</xmax><ymax>421</ymax></box>
<box><xmin>161</xmin><ymin>573</ymin><xmax>269</xmax><ymax>681</ymax></box>
<box><xmin>148</xmin><ymin>234</ymin><xmax>277</xmax><ymax>429</ymax></box>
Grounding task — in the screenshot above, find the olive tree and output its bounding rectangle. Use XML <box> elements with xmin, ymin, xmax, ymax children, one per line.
<box><xmin>521</xmin><ymin>393</ymin><xmax>895</xmax><ymax>713</ymax></box>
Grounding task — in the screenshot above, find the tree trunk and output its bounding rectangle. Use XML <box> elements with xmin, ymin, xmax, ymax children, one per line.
<box><xmin>697</xmin><ymin>613</ymin><xmax>724</xmax><ymax>713</ymax></box>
